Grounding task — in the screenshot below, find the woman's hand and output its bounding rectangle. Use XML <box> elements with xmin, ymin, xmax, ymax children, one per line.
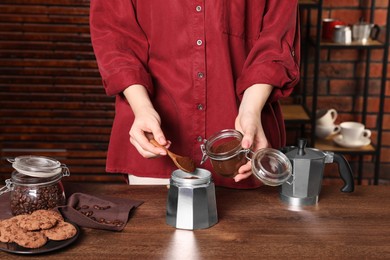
<box><xmin>234</xmin><ymin>84</ymin><xmax>273</xmax><ymax>182</ymax></box>
<box><xmin>123</xmin><ymin>84</ymin><xmax>169</xmax><ymax>158</ymax></box>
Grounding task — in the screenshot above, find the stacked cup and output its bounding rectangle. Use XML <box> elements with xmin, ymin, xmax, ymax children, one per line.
<box><xmin>315</xmin><ymin>109</ymin><xmax>341</xmax><ymax>139</ymax></box>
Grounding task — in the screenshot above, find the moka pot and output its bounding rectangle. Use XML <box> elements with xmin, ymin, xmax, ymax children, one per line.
<box><xmin>280</xmin><ymin>139</ymin><xmax>354</xmax><ymax>206</ymax></box>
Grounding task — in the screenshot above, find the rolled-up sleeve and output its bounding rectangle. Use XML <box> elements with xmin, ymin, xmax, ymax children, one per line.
<box><xmin>236</xmin><ymin>0</ymin><xmax>300</xmax><ymax>103</ymax></box>
<box><xmin>90</xmin><ymin>0</ymin><xmax>153</xmax><ymax>96</ymax></box>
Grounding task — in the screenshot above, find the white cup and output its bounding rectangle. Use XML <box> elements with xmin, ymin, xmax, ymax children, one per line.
<box><xmin>316</xmin><ymin>108</ymin><xmax>338</xmax><ymax>126</ymax></box>
<box><xmin>340</xmin><ymin>122</ymin><xmax>371</xmax><ymax>143</ymax></box>
<box><xmin>315</xmin><ymin>124</ymin><xmax>341</xmax><ymax>139</ymax></box>
<box><xmin>333</xmin><ymin>25</ymin><xmax>352</xmax><ymax>44</ymax></box>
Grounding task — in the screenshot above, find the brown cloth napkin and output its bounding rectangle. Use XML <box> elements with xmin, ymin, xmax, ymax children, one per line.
<box><xmin>0</xmin><ymin>192</ymin><xmax>143</xmax><ymax>232</ymax></box>
<box><xmin>56</xmin><ymin>192</ymin><xmax>143</xmax><ymax>231</ymax></box>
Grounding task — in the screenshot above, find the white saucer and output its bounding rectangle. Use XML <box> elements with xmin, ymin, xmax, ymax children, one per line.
<box><xmin>333</xmin><ymin>135</ymin><xmax>371</xmax><ymax>148</ymax></box>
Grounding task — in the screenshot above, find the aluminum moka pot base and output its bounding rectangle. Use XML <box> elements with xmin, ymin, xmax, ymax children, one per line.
<box><xmin>166</xmin><ymin>168</ymin><xmax>218</xmax><ymax>230</ymax></box>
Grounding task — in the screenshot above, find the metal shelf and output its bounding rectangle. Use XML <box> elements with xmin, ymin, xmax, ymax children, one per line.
<box><xmin>281</xmin><ymin>104</ymin><xmax>310</xmax><ymax>123</ymax></box>
<box><xmin>315</xmin><ymin>136</ymin><xmax>376</xmax><ymax>155</ymax></box>
<box><xmin>298</xmin><ymin>0</ymin><xmax>390</xmax><ymax>185</ymax></box>
<box><xmin>309</xmin><ymin>38</ymin><xmax>385</xmax><ymax>49</ymax></box>
<box><xmin>298</xmin><ymin>0</ymin><xmax>319</xmax><ymax>8</ymax></box>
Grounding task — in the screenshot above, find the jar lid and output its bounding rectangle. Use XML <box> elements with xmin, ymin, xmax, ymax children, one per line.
<box><xmin>251</xmin><ymin>148</ymin><xmax>292</xmax><ymax>186</ymax></box>
<box><xmin>8</xmin><ymin>155</ymin><xmax>63</xmax><ymax>178</ymax></box>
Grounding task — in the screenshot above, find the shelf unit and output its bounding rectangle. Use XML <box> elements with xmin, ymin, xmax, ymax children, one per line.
<box><xmin>298</xmin><ymin>0</ymin><xmax>390</xmax><ymax>185</ymax></box>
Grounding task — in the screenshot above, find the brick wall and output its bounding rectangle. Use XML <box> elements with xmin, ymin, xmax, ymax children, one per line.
<box><xmin>291</xmin><ymin>0</ymin><xmax>390</xmax><ymax>184</ymax></box>
<box><xmin>0</xmin><ymin>0</ymin><xmax>123</xmax><ymax>183</ymax></box>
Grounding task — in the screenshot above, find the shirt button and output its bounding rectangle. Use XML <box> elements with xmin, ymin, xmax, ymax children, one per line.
<box><xmin>197</xmin><ymin>72</ymin><xmax>204</xmax><ymax>78</ymax></box>
<box><xmin>196</xmin><ymin>6</ymin><xmax>202</xmax><ymax>12</ymax></box>
<box><xmin>291</xmin><ymin>50</ymin><xmax>295</xmax><ymax>57</ymax></box>
<box><xmin>197</xmin><ymin>104</ymin><xmax>204</xmax><ymax>110</ymax></box>
<box><xmin>197</xmin><ymin>136</ymin><xmax>203</xmax><ymax>142</ymax></box>
<box><xmin>196</xmin><ymin>39</ymin><xmax>203</xmax><ymax>46</ymax></box>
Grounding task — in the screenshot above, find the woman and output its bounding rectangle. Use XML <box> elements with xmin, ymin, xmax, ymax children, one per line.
<box><xmin>90</xmin><ymin>0</ymin><xmax>300</xmax><ymax>188</ymax></box>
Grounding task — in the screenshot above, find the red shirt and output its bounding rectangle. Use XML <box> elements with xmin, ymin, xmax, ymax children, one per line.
<box><xmin>90</xmin><ymin>0</ymin><xmax>300</xmax><ymax>188</ymax></box>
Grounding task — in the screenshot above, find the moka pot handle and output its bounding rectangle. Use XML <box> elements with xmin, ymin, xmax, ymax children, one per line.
<box><xmin>333</xmin><ymin>153</ymin><xmax>354</xmax><ymax>193</ymax></box>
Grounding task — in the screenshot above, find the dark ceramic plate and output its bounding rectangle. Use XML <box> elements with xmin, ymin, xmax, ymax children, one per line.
<box><xmin>0</xmin><ymin>222</ymin><xmax>80</xmax><ymax>255</ymax></box>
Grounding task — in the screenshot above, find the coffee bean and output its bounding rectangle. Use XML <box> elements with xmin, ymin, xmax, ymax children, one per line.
<box><xmin>112</xmin><ymin>219</ymin><xmax>124</xmax><ymax>227</ymax></box>
<box><xmin>92</xmin><ymin>205</ymin><xmax>111</xmax><ymax>210</ymax></box>
<box><xmin>10</xmin><ymin>183</ymin><xmax>65</xmax><ymax>215</ymax></box>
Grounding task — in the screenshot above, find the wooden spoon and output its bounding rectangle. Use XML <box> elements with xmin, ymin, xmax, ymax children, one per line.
<box><xmin>150</xmin><ymin>139</ymin><xmax>196</xmax><ymax>173</ymax></box>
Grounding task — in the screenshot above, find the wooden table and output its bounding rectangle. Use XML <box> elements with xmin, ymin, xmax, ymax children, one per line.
<box><xmin>1</xmin><ymin>183</ymin><xmax>390</xmax><ymax>259</ymax></box>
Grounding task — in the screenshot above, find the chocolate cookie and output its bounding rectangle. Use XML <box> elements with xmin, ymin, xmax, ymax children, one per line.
<box><xmin>33</xmin><ymin>209</ymin><xmax>64</xmax><ymax>222</ymax></box>
<box><xmin>42</xmin><ymin>221</ymin><xmax>77</xmax><ymax>241</ymax></box>
<box><xmin>0</xmin><ymin>219</ymin><xmax>16</xmax><ymax>243</ymax></box>
<box><xmin>19</xmin><ymin>210</ymin><xmax>59</xmax><ymax>231</ymax></box>
<box><xmin>0</xmin><ymin>214</ymin><xmax>28</xmax><ymax>243</ymax></box>
<box><xmin>13</xmin><ymin>230</ymin><xmax>47</xmax><ymax>249</ymax></box>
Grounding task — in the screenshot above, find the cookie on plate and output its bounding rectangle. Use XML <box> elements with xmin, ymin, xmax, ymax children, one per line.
<box><xmin>13</xmin><ymin>230</ymin><xmax>47</xmax><ymax>249</ymax></box>
<box><xmin>32</xmin><ymin>209</ymin><xmax>64</xmax><ymax>222</ymax></box>
<box><xmin>0</xmin><ymin>214</ymin><xmax>28</xmax><ymax>243</ymax></box>
<box><xmin>42</xmin><ymin>221</ymin><xmax>77</xmax><ymax>241</ymax></box>
<box><xmin>18</xmin><ymin>210</ymin><xmax>59</xmax><ymax>231</ymax></box>
<box><xmin>0</xmin><ymin>219</ymin><xmax>15</xmax><ymax>243</ymax></box>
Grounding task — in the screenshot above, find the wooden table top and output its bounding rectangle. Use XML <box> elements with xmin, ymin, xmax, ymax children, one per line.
<box><xmin>1</xmin><ymin>183</ymin><xmax>390</xmax><ymax>259</ymax></box>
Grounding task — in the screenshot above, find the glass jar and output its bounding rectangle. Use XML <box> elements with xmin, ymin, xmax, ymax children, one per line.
<box><xmin>200</xmin><ymin>129</ymin><xmax>247</xmax><ymax>177</ymax></box>
<box><xmin>0</xmin><ymin>155</ymin><xmax>70</xmax><ymax>215</ymax></box>
<box><xmin>200</xmin><ymin>129</ymin><xmax>292</xmax><ymax>186</ymax></box>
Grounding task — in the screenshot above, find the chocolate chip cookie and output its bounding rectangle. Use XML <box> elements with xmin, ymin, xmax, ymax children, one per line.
<box><xmin>18</xmin><ymin>210</ymin><xmax>59</xmax><ymax>231</ymax></box>
<box><xmin>13</xmin><ymin>230</ymin><xmax>48</xmax><ymax>249</ymax></box>
<box><xmin>42</xmin><ymin>221</ymin><xmax>77</xmax><ymax>241</ymax></box>
<box><xmin>0</xmin><ymin>214</ymin><xmax>28</xmax><ymax>243</ymax></box>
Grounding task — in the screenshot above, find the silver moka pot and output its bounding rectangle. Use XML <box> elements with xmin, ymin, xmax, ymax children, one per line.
<box><xmin>166</xmin><ymin>168</ymin><xmax>218</xmax><ymax>230</ymax></box>
<box><xmin>280</xmin><ymin>139</ymin><xmax>354</xmax><ymax>206</ymax></box>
